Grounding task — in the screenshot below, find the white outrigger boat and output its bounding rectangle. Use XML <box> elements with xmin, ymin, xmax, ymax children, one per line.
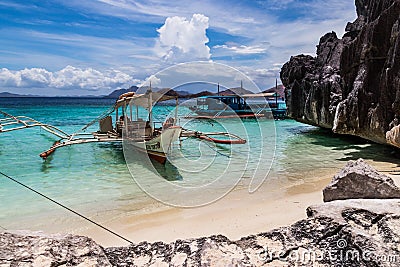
<box><xmin>0</xmin><ymin>89</ymin><xmax>246</xmax><ymax>164</ymax></box>
<box><xmin>113</xmin><ymin>90</ymin><xmax>182</xmax><ymax>164</ymax></box>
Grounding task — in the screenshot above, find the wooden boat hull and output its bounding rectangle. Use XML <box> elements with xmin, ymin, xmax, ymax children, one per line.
<box><xmin>124</xmin><ymin>126</ymin><xmax>182</xmax><ymax>164</ymax></box>
<box><xmin>198</xmin><ymin>134</ymin><xmax>246</xmax><ymax>144</ymax></box>
<box><xmin>190</xmin><ymin>109</ymin><xmax>287</xmax><ymax>119</ymax></box>
<box><xmin>186</xmin><ymin>114</ymin><xmax>264</xmax><ymax>119</ymax></box>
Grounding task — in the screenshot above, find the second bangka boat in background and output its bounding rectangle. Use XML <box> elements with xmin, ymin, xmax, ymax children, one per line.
<box><xmin>189</xmin><ymin>92</ymin><xmax>286</xmax><ymax>119</ymax></box>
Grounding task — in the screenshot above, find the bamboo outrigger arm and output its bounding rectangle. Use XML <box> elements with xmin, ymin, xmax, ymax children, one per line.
<box><xmin>0</xmin><ymin>107</ymin><xmax>120</xmax><ymax>159</ymax></box>
<box><xmin>38</xmin><ymin>132</ymin><xmax>123</xmax><ymax>159</ymax></box>
<box><xmin>180</xmin><ymin>129</ymin><xmax>246</xmax><ymax>144</ymax></box>
<box><xmin>0</xmin><ymin>110</ymin><xmax>70</xmax><ymax>139</ymax></box>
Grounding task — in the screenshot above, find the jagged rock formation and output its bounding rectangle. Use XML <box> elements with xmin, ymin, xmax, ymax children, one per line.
<box><xmin>2</xmin><ymin>200</ymin><xmax>400</xmax><ymax>267</ymax></box>
<box><xmin>109</xmin><ymin>200</ymin><xmax>399</xmax><ymax>267</ymax></box>
<box><xmin>280</xmin><ymin>32</ymin><xmax>345</xmax><ymax>129</ymax></box>
<box><xmin>281</xmin><ymin>0</ymin><xmax>400</xmax><ymax>147</ymax></box>
<box><xmin>0</xmin><ymin>232</ymin><xmax>112</xmax><ymax>266</ymax></box>
<box><xmin>323</xmin><ymin>158</ymin><xmax>400</xmax><ymax>201</ymax></box>
<box><xmin>105</xmin><ymin>201</ymin><xmax>400</xmax><ymax>266</ymax></box>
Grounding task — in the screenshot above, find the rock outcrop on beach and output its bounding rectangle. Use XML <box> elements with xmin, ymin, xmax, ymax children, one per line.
<box><xmin>323</xmin><ymin>158</ymin><xmax>400</xmax><ymax>201</ymax></box>
<box><xmin>105</xmin><ymin>199</ymin><xmax>400</xmax><ymax>266</ymax></box>
<box><xmin>0</xmin><ymin>232</ymin><xmax>112</xmax><ymax>266</ymax></box>
<box><xmin>2</xmin><ymin>159</ymin><xmax>400</xmax><ymax>266</ymax></box>
<box><xmin>281</xmin><ymin>0</ymin><xmax>400</xmax><ymax>147</ymax></box>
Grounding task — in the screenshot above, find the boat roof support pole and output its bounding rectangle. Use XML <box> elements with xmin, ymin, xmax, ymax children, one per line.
<box><xmin>275</xmin><ymin>78</ymin><xmax>278</xmax><ymax>106</ymax></box>
<box><xmin>116</xmin><ymin>107</ymin><xmax>119</xmax><ymax>126</ymax></box>
<box><xmin>129</xmin><ymin>101</ymin><xmax>133</xmax><ymax>121</ymax></box>
<box><xmin>148</xmin><ymin>82</ymin><xmax>153</xmax><ymax>131</ymax></box>
<box><xmin>174</xmin><ymin>97</ymin><xmax>178</xmax><ymax>125</ymax></box>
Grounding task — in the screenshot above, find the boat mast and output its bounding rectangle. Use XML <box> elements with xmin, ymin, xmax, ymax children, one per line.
<box><xmin>129</xmin><ymin>101</ymin><xmax>133</xmax><ymax>121</ymax></box>
<box><xmin>174</xmin><ymin>97</ymin><xmax>178</xmax><ymax>126</ymax></box>
<box><xmin>148</xmin><ymin>81</ymin><xmax>153</xmax><ymax>130</ymax></box>
<box><xmin>217</xmin><ymin>83</ymin><xmax>220</xmax><ymax>96</ymax></box>
<box><xmin>116</xmin><ymin>107</ymin><xmax>118</xmax><ymax>128</ymax></box>
<box><xmin>275</xmin><ymin>78</ymin><xmax>278</xmax><ymax>106</ymax></box>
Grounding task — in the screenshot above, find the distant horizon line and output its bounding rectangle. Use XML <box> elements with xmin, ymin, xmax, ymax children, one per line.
<box><xmin>0</xmin><ymin>84</ymin><xmax>284</xmax><ymax>98</ymax></box>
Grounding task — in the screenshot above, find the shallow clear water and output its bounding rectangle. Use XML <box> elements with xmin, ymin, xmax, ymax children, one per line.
<box><xmin>1</xmin><ymin>97</ymin><xmax>399</xmax><ymax>231</ymax></box>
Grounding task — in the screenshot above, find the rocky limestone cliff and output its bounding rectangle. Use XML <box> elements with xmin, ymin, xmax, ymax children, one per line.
<box><xmin>281</xmin><ymin>0</ymin><xmax>400</xmax><ymax>147</ymax></box>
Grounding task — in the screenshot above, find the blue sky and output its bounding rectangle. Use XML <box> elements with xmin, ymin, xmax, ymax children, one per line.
<box><xmin>0</xmin><ymin>0</ymin><xmax>356</xmax><ymax>96</ymax></box>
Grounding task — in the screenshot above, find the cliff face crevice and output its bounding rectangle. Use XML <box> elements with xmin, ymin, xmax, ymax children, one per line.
<box><xmin>281</xmin><ymin>0</ymin><xmax>400</xmax><ymax>147</ymax></box>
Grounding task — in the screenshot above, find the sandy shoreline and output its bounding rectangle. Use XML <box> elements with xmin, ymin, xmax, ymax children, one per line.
<box><xmin>77</xmin><ymin>176</ymin><xmax>331</xmax><ymax>247</ymax></box>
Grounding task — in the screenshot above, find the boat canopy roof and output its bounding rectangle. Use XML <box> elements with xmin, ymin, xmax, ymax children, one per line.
<box><xmin>242</xmin><ymin>92</ymin><xmax>279</xmax><ymax>98</ymax></box>
<box><xmin>197</xmin><ymin>95</ymin><xmax>239</xmax><ymax>99</ymax></box>
<box><xmin>115</xmin><ymin>92</ymin><xmax>177</xmax><ymax>109</ymax></box>
<box><xmin>198</xmin><ymin>92</ymin><xmax>279</xmax><ymax>99</ymax></box>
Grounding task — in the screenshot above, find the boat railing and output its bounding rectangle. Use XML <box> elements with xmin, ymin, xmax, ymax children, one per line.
<box><xmin>247</xmin><ymin>103</ymin><xmax>273</xmax><ymax>111</ymax></box>
<box><xmin>121</xmin><ymin>120</ymin><xmax>147</xmax><ymax>139</ymax></box>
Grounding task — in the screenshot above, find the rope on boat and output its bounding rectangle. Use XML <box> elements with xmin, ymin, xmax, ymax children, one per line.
<box><xmin>0</xmin><ymin>170</ymin><xmax>133</xmax><ymax>244</ymax></box>
<box><xmin>78</xmin><ymin>103</ymin><xmax>117</xmax><ymax>133</ymax></box>
<box><xmin>213</xmin><ymin>106</ymin><xmax>228</xmax><ymax>118</ymax></box>
<box><xmin>55</xmin><ymin>103</ymin><xmax>117</xmax><ymax>148</ymax></box>
<box><xmin>0</xmin><ymin>110</ymin><xmax>24</xmax><ymax>124</ymax></box>
<box><xmin>201</xmin><ymin>138</ymin><xmax>232</xmax><ymax>158</ymax></box>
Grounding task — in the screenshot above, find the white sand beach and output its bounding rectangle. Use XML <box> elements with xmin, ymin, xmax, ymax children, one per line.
<box><xmin>77</xmin><ymin>175</ymin><xmax>329</xmax><ymax>247</ymax></box>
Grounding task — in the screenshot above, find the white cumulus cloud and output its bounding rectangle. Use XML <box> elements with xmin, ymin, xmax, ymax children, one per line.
<box><xmin>0</xmin><ymin>66</ymin><xmax>136</xmax><ymax>92</ymax></box>
<box><xmin>213</xmin><ymin>44</ymin><xmax>268</xmax><ymax>55</ymax></box>
<box><xmin>155</xmin><ymin>14</ymin><xmax>211</xmax><ymax>62</ymax></box>
<box><xmin>237</xmin><ymin>66</ymin><xmax>282</xmax><ymax>90</ymax></box>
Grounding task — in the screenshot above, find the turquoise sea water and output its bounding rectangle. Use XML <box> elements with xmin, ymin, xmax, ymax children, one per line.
<box><xmin>1</xmin><ymin>97</ymin><xmax>399</xmax><ymax>232</ymax></box>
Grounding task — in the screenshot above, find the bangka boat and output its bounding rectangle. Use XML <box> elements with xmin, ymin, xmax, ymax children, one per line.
<box><xmin>188</xmin><ymin>92</ymin><xmax>287</xmax><ymax>119</ymax></box>
<box><xmin>112</xmin><ymin>90</ymin><xmax>182</xmax><ymax>164</ymax></box>
<box><xmin>0</xmin><ymin>89</ymin><xmax>247</xmax><ymax>164</ymax></box>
